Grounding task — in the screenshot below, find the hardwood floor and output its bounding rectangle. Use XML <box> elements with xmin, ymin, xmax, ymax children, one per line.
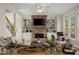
<box><xmin>1</xmin><ymin>47</ymin><xmax>79</xmax><ymax>55</ymax></box>
<box><xmin>4</xmin><ymin>48</ymin><xmax>66</xmax><ymax>55</ymax></box>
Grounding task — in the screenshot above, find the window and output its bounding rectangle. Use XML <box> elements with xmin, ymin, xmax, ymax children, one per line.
<box><xmin>70</xmin><ymin>16</ymin><xmax>76</xmax><ymax>38</ymax></box>
<box><xmin>64</xmin><ymin>16</ymin><xmax>69</xmax><ymax>36</ymax></box>
<box><xmin>64</xmin><ymin>15</ymin><xmax>76</xmax><ymax>39</ymax></box>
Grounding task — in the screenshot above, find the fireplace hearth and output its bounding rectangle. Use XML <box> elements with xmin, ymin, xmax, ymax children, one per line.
<box><xmin>35</xmin><ymin>33</ymin><xmax>44</xmax><ymax>38</ymax></box>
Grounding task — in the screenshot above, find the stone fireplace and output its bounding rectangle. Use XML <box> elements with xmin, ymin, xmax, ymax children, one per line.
<box><xmin>31</xmin><ymin>15</ymin><xmax>47</xmax><ymax>42</ymax></box>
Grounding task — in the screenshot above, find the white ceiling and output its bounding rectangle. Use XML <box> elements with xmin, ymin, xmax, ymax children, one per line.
<box><xmin>11</xmin><ymin>3</ymin><xmax>79</xmax><ymax>18</ymax></box>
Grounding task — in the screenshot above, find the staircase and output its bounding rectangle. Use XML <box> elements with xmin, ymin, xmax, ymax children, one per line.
<box><xmin>5</xmin><ymin>16</ymin><xmax>15</xmax><ymax>36</ymax></box>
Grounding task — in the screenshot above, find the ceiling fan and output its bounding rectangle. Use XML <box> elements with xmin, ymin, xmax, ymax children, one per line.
<box><xmin>35</xmin><ymin>4</ymin><xmax>50</xmax><ymax>13</ymax></box>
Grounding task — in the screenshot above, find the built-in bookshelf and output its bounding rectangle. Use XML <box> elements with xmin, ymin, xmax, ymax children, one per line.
<box><xmin>47</xmin><ymin>19</ymin><xmax>56</xmax><ymax>32</ymax></box>
<box><xmin>22</xmin><ymin>19</ymin><xmax>32</xmax><ymax>32</ymax></box>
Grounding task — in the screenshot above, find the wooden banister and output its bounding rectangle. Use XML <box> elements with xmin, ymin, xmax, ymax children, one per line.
<box><xmin>5</xmin><ymin>16</ymin><xmax>15</xmax><ymax>31</ymax></box>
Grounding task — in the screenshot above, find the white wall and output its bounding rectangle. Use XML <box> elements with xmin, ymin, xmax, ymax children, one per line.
<box><xmin>56</xmin><ymin>15</ymin><xmax>62</xmax><ymax>32</ymax></box>
<box><xmin>15</xmin><ymin>13</ymin><xmax>23</xmax><ymax>44</ymax></box>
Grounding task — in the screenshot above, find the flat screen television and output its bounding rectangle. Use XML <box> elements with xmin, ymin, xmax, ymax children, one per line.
<box><xmin>33</xmin><ymin>18</ymin><xmax>45</xmax><ymax>26</ymax></box>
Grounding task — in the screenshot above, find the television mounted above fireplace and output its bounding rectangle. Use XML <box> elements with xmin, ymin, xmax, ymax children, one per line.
<box><xmin>33</xmin><ymin>18</ymin><xmax>45</xmax><ymax>26</ymax></box>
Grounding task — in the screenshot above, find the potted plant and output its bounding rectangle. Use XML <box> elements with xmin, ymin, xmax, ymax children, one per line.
<box><xmin>48</xmin><ymin>39</ymin><xmax>56</xmax><ymax>47</ymax></box>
